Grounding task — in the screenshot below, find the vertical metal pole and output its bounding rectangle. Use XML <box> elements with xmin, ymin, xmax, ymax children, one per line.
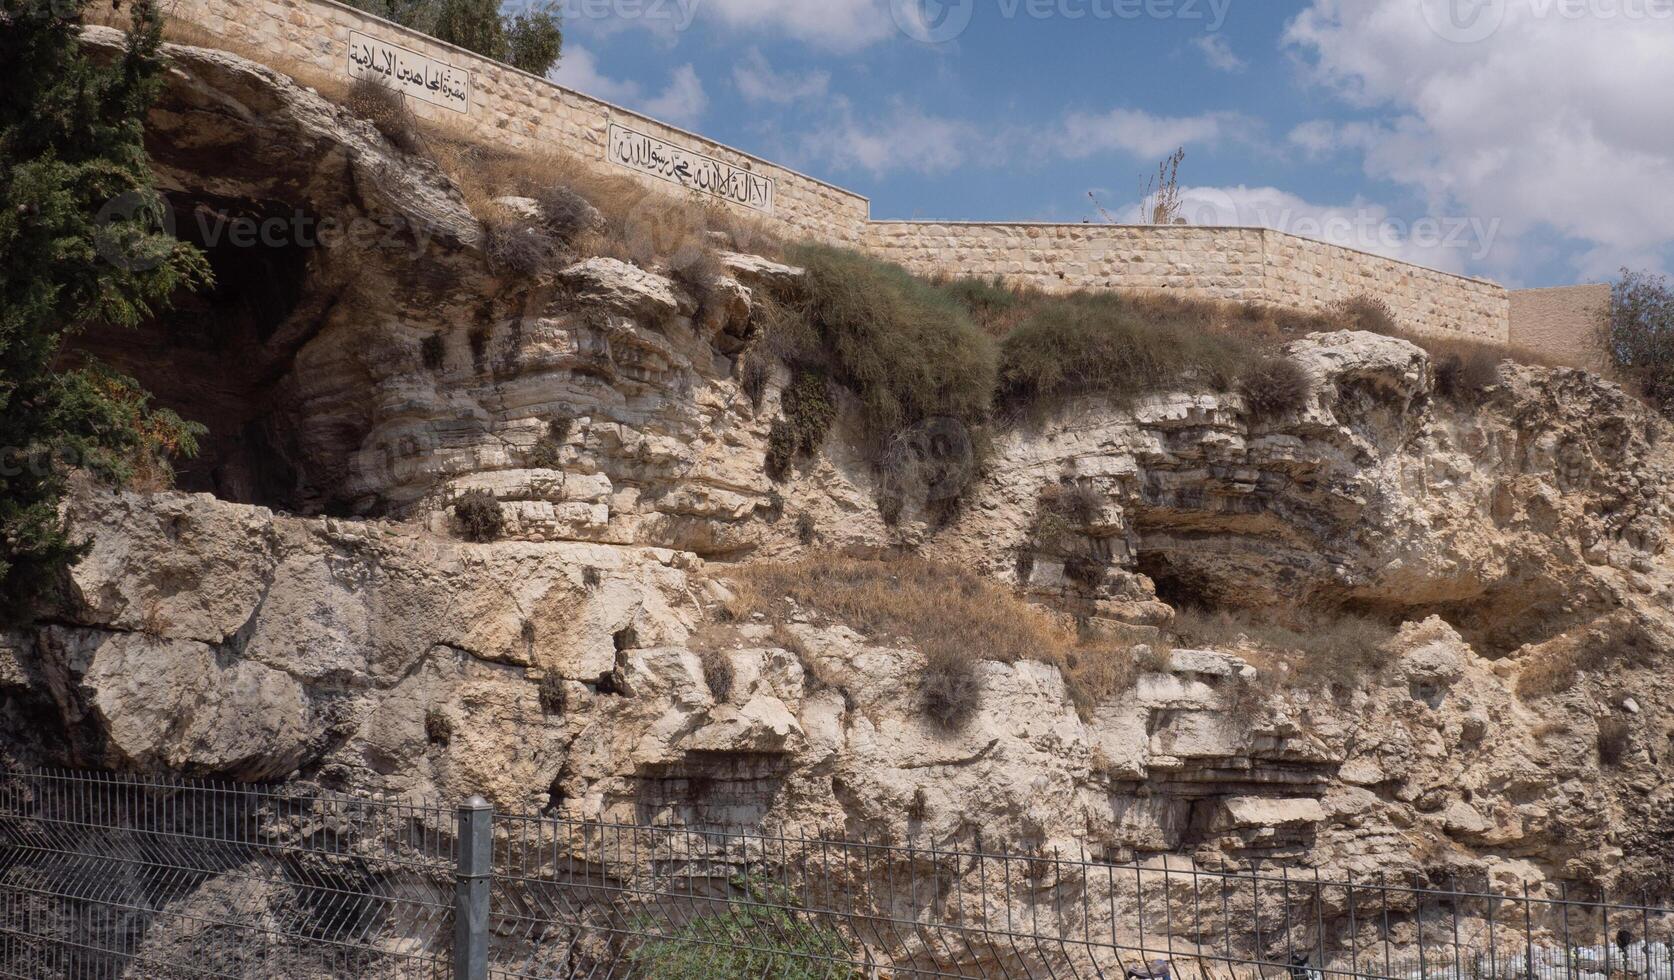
<box><xmin>454</xmin><ymin>795</ymin><xmax>492</xmax><ymax>980</ymax></box>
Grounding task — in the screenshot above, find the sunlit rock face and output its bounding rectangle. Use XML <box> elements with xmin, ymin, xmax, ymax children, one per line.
<box><xmin>5</xmin><ymin>36</ymin><xmax>1673</xmax><ymax>954</ymax></box>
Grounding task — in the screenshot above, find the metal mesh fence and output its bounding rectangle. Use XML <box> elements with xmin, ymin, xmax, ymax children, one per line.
<box><xmin>0</xmin><ymin>770</ymin><xmax>454</xmax><ymax>979</ymax></box>
<box><xmin>0</xmin><ymin>769</ymin><xmax>1670</xmax><ymax>979</ymax></box>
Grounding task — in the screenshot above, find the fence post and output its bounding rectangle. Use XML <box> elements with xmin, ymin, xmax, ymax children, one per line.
<box><xmin>453</xmin><ymin>795</ymin><xmax>493</xmax><ymax>980</ymax></box>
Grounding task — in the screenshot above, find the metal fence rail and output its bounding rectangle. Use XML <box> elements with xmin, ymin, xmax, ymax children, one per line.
<box><xmin>0</xmin><ymin>769</ymin><xmax>1669</xmax><ymax>979</ymax></box>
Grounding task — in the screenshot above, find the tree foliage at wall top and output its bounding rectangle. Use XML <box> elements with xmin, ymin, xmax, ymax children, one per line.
<box><xmin>347</xmin><ymin>0</ymin><xmax>563</xmax><ymax>77</ymax></box>
<box><xmin>0</xmin><ymin>0</ymin><xmax>211</xmax><ymax>623</ymax></box>
<box><xmin>1600</xmin><ymin>269</ymin><xmax>1674</xmax><ymax>419</ymax></box>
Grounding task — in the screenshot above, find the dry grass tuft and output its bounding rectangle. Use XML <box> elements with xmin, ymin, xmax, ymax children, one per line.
<box><xmin>342</xmin><ymin>76</ymin><xmax>427</xmax><ymax>155</ymax></box>
<box><xmin>1239</xmin><ymin>356</ymin><xmax>1313</xmax><ymax>420</ymax></box>
<box><xmin>700</xmin><ymin>648</ymin><xmax>736</xmax><ymax>702</ymax></box>
<box><xmin>1169</xmin><ymin>606</ymin><xmax>1397</xmax><ymax>692</ymax></box>
<box><xmin>720</xmin><ymin>556</ymin><xmax>1151</xmax><ymax>724</ymax></box>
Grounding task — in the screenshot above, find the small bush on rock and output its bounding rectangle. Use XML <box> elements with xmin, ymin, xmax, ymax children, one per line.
<box><xmin>1239</xmin><ymin>356</ymin><xmax>1312</xmax><ymax>419</ymax></box>
<box><xmin>1432</xmin><ymin>346</ymin><xmax>1503</xmax><ymax>405</ymax></box>
<box><xmin>1598</xmin><ymin>717</ymin><xmax>1632</xmax><ymax>767</ymax></box>
<box><xmin>453</xmin><ymin>490</ymin><xmax>505</xmax><ymax>542</ymax></box>
<box><xmin>701</xmin><ymin>648</ymin><xmax>736</xmax><ymax>702</ymax></box>
<box><xmin>484</xmin><ymin>216</ymin><xmax>561</xmax><ymax>279</ymax></box>
<box><xmin>1331</xmin><ymin>294</ymin><xmax>1399</xmax><ymax>335</ymax></box>
<box><xmin>343</xmin><ymin>77</ymin><xmax>426</xmax><ymax>155</ymax></box>
<box><xmin>922</xmin><ymin>649</ymin><xmax>981</xmax><ymax>729</ymax></box>
<box><xmin>424</xmin><ymin>708</ymin><xmax>453</xmax><ymax>745</ymax></box>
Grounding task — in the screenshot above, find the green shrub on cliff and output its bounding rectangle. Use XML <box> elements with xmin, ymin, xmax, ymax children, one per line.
<box><xmin>0</xmin><ymin>0</ymin><xmax>210</xmax><ymax>622</ymax></box>
<box><xmin>782</xmin><ymin>245</ymin><xmax>997</xmax><ymax>447</ymax></box>
<box><xmin>1600</xmin><ymin>269</ymin><xmax>1674</xmax><ymax>417</ymax></box>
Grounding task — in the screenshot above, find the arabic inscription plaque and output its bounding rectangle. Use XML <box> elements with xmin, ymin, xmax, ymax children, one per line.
<box><xmin>606</xmin><ymin>122</ymin><xmax>775</xmax><ymax>214</ymax></box>
<box><xmin>347</xmin><ymin>29</ymin><xmax>471</xmax><ymax>114</ymax></box>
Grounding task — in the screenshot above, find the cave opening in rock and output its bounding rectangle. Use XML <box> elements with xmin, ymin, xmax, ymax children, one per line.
<box><xmin>70</xmin><ymin>192</ymin><xmax>316</xmax><ymax>510</ymax></box>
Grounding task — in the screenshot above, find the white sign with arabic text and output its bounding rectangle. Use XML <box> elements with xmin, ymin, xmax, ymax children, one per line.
<box><xmin>607</xmin><ymin>122</ymin><xmax>775</xmax><ymax>213</ymax></box>
<box><xmin>347</xmin><ymin>29</ymin><xmax>471</xmax><ymax>114</ymax></box>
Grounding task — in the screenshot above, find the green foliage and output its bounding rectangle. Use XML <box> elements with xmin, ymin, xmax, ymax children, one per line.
<box><xmin>1601</xmin><ymin>269</ymin><xmax>1674</xmax><ymax>416</ymax></box>
<box><xmin>765</xmin><ymin>372</ymin><xmax>836</xmax><ymax>481</ymax></box>
<box><xmin>996</xmin><ymin>291</ymin><xmax>1246</xmax><ymax>410</ymax></box>
<box><xmin>0</xmin><ymin>0</ymin><xmax>211</xmax><ymax>622</ymax></box>
<box><xmin>627</xmin><ymin>878</ymin><xmax>854</xmax><ymax>980</ymax></box>
<box><xmin>782</xmin><ymin>245</ymin><xmax>996</xmax><ymax>449</ymax></box>
<box><xmin>503</xmin><ymin>7</ymin><xmax>563</xmax><ymax>76</ymax></box>
<box><xmin>344</xmin><ymin>0</ymin><xmax>563</xmax><ymax>76</ymax></box>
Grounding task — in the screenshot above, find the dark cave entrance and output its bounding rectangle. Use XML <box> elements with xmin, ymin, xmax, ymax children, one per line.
<box><xmin>72</xmin><ymin>191</ymin><xmax>316</xmax><ymax>510</ymax></box>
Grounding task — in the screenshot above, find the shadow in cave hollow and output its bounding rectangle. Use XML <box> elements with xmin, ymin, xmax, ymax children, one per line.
<box><xmin>66</xmin><ymin>191</ymin><xmax>320</xmax><ymax>511</ymax></box>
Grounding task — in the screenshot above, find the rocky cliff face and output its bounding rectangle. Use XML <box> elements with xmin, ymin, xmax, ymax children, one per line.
<box><xmin>5</xmin><ymin>32</ymin><xmax>1672</xmax><ymax>916</ymax></box>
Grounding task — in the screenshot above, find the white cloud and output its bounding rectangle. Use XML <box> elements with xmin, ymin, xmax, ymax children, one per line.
<box><xmin>643</xmin><ymin>65</ymin><xmax>708</xmax><ymax>127</ymax></box>
<box><xmin>1058</xmin><ymin>108</ymin><xmax>1249</xmax><ymax>160</ymax></box>
<box><xmin>797</xmin><ymin>98</ymin><xmax>980</xmax><ymax>177</ymax></box>
<box><xmin>548</xmin><ymin>46</ymin><xmax>707</xmax><ymax>128</ymax></box>
<box><xmin>698</xmin><ymin>0</ymin><xmax>898</xmax><ymax>51</ymax></box>
<box><xmin>1111</xmin><ymin>185</ymin><xmax>1495</xmax><ymax>274</ymax></box>
<box><xmin>733</xmin><ymin>49</ymin><xmax>830</xmax><ymax>105</ymax></box>
<box><xmin>1193</xmin><ymin>34</ymin><xmax>1247</xmax><ymax>73</ymax></box>
<box><xmin>1285</xmin><ymin>0</ymin><xmax>1674</xmax><ymax>280</ymax></box>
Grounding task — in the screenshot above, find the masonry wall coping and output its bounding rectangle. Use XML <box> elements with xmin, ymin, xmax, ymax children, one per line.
<box><xmin>867</xmin><ymin>220</ymin><xmax>1505</xmax><ymax>290</ymax></box>
<box><xmin>295</xmin><ymin>0</ymin><xmax>871</xmax><ymax>213</ymax></box>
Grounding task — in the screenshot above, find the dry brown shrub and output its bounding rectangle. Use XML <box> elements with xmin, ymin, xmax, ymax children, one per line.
<box><xmin>700</xmin><ymin>648</ymin><xmax>736</xmax><ymax>702</ymax></box>
<box><xmin>1597</xmin><ymin>717</ymin><xmax>1633</xmax><ymax>767</ymax></box>
<box><xmin>719</xmin><ymin>556</ymin><xmax>1150</xmax><ymax>723</ymax></box>
<box><xmin>1169</xmin><ymin>606</ymin><xmax>1397</xmax><ymax>692</ymax></box>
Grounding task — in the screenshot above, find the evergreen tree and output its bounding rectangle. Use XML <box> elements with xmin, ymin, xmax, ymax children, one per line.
<box><xmin>0</xmin><ymin>0</ymin><xmax>211</xmax><ymax>622</ymax></box>
<box><xmin>347</xmin><ymin>0</ymin><xmax>562</xmax><ymax>76</ymax></box>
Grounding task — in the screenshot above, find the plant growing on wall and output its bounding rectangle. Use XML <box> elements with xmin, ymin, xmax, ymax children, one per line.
<box><xmin>1141</xmin><ymin>146</ymin><xmax>1187</xmax><ymax>225</ymax></box>
<box><xmin>0</xmin><ymin>0</ymin><xmax>211</xmax><ymax>623</ymax></box>
<box><xmin>1087</xmin><ymin>146</ymin><xmax>1187</xmax><ymax>225</ymax></box>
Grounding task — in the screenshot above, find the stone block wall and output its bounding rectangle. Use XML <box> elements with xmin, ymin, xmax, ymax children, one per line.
<box><xmin>866</xmin><ymin>222</ymin><xmax>1511</xmax><ymax>343</ymax></box>
<box><xmin>864</xmin><ymin>222</ymin><xmax>1269</xmax><ymax>300</ymax></box>
<box><xmin>162</xmin><ymin>0</ymin><xmax>873</xmax><ymax>246</ymax></box>
<box><xmin>154</xmin><ymin>0</ymin><xmax>1516</xmax><ymax>344</ymax></box>
<box><xmin>1509</xmin><ymin>284</ymin><xmax>1611</xmax><ymax>366</ymax></box>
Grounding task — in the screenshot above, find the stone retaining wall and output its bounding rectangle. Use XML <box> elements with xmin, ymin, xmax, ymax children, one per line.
<box><xmin>162</xmin><ymin>0</ymin><xmax>874</xmax><ymax>246</ymax></box>
<box><xmin>1510</xmin><ymin>284</ymin><xmax>1611</xmax><ymax>366</ymax></box>
<box><xmin>154</xmin><ymin>0</ymin><xmax>1512</xmax><ymax>343</ymax></box>
<box><xmin>866</xmin><ymin>222</ymin><xmax>1510</xmax><ymax>343</ymax></box>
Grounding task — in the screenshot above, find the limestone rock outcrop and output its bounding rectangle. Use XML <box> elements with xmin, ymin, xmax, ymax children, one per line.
<box><xmin>4</xmin><ymin>34</ymin><xmax>1673</xmax><ymax>942</ymax></box>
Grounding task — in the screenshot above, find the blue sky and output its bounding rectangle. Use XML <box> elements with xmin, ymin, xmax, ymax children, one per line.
<box><xmin>547</xmin><ymin>0</ymin><xmax>1674</xmax><ymax>288</ymax></box>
